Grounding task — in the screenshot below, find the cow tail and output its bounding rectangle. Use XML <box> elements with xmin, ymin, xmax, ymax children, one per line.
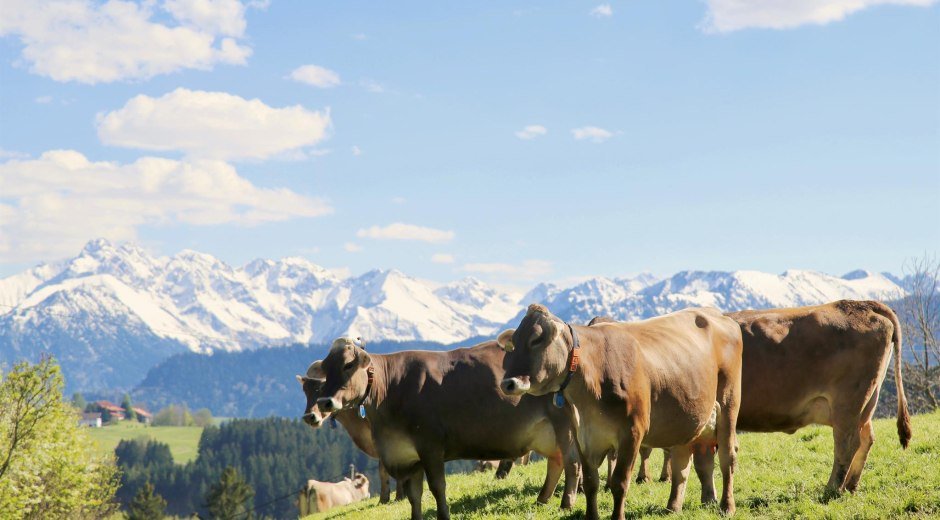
<box><xmin>875</xmin><ymin>302</ymin><xmax>912</xmax><ymax>448</ymax></box>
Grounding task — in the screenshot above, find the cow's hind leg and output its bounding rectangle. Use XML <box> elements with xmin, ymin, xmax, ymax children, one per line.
<box><xmin>693</xmin><ymin>446</ymin><xmax>716</xmax><ymax>504</ymax></box>
<box><xmin>666</xmin><ymin>445</ymin><xmax>693</xmax><ymax>513</ymax></box>
<box><xmin>635</xmin><ymin>446</ymin><xmax>652</xmax><ymax>483</ymax></box>
<box><xmin>495</xmin><ymin>459</ymin><xmax>514</xmax><ymax>479</ymax></box>
<box><xmin>561</xmin><ymin>449</ymin><xmax>580</xmax><ymax>509</ymax></box>
<box><xmin>610</xmin><ymin>431</ymin><xmax>642</xmax><ymax>520</ymax></box>
<box><xmin>395</xmin><ymin>476</ymin><xmax>405</xmax><ymax>501</ymax></box>
<box><xmin>844</xmin><ymin>387</ymin><xmax>881</xmax><ymax>492</ymax></box>
<box><xmin>717</xmin><ymin>403</ymin><xmax>738</xmax><ymax>515</ymax></box>
<box><xmin>658</xmin><ymin>447</ymin><xmax>672</xmax><ymax>481</ymax></box>
<box><xmin>537</xmin><ymin>450</ymin><xmax>564</xmax><ymax>504</ymax></box>
<box><xmin>580</xmin><ymin>451</ymin><xmax>605</xmax><ymax>520</ymax></box>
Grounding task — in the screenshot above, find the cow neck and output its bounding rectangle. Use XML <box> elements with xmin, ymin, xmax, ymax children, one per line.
<box><xmin>552</xmin><ymin>323</ymin><xmax>581</xmax><ymax>407</ymax></box>
<box><xmin>357</xmin><ymin>354</ymin><xmax>388</xmax><ymax>412</ymax></box>
<box><xmin>332</xmin><ymin>410</ymin><xmax>378</xmax><ymax>457</ymax></box>
<box><xmin>562</xmin><ymin>326</ymin><xmax>604</xmax><ymax>402</ymax></box>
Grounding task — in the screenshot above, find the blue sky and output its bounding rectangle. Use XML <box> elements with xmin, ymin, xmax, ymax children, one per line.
<box><xmin>1</xmin><ymin>0</ymin><xmax>938</xmax><ymax>287</ymax></box>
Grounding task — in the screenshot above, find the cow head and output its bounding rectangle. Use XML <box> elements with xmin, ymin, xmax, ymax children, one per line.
<box><xmin>316</xmin><ymin>337</ymin><xmax>372</xmax><ymax>414</ymax></box>
<box><xmin>297</xmin><ymin>360</ymin><xmax>328</xmax><ymax>428</ymax></box>
<box><xmin>498</xmin><ymin>304</ymin><xmax>571</xmax><ymax>396</ymax></box>
<box><xmin>351</xmin><ymin>472</ymin><xmax>370</xmax><ymax>498</ymax></box>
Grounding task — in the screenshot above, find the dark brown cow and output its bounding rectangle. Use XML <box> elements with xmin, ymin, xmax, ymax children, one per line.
<box><xmin>499</xmin><ymin>304</ymin><xmax>743</xmax><ymax>519</ymax></box>
<box><xmin>313</xmin><ymin>338</ymin><xmax>580</xmax><ymax>520</ymax></box>
<box><xmin>297</xmin><ymin>374</ymin><xmax>403</xmax><ymax>503</ymax></box>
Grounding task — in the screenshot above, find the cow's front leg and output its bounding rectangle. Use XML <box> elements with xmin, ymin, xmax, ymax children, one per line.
<box><xmin>495</xmin><ymin>459</ymin><xmax>514</xmax><ymax>479</ymax></box>
<box><xmin>666</xmin><ymin>445</ymin><xmax>693</xmax><ymax>513</ymax></box>
<box><xmin>395</xmin><ymin>476</ymin><xmax>406</xmax><ymax>501</ymax></box>
<box><xmin>422</xmin><ymin>453</ymin><xmax>450</xmax><ymax>520</ymax></box>
<box><xmin>610</xmin><ymin>431</ymin><xmax>642</xmax><ymax>520</ymax></box>
<box><xmin>581</xmin><ymin>452</ymin><xmax>603</xmax><ymax>520</ymax></box>
<box><xmin>537</xmin><ymin>450</ymin><xmax>563</xmax><ymax>504</ymax></box>
<box><xmin>404</xmin><ymin>467</ymin><xmax>424</xmax><ymax>520</ymax></box>
<box><xmin>378</xmin><ymin>462</ymin><xmax>391</xmax><ymax>503</ymax></box>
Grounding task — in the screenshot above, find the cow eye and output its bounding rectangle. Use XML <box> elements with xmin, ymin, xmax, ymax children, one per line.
<box><xmin>343</xmin><ymin>361</ymin><xmax>355</xmax><ymax>371</ymax></box>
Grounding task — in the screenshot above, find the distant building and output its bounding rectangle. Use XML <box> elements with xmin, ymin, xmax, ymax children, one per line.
<box><xmin>79</xmin><ymin>412</ymin><xmax>102</xmax><ymax>428</ymax></box>
<box><xmin>133</xmin><ymin>406</ymin><xmax>153</xmax><ymax>424</ymax></box>
<box><xmin>93</xmin><ymin>400</ymin><xmax>126</xmax><ymax>421</ymax></box>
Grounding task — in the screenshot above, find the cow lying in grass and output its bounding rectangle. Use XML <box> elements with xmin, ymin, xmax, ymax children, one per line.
<box><xmin>297</xmin><ymin>473</ymin><xmax>370</xmax><ymax>515</ymax></box>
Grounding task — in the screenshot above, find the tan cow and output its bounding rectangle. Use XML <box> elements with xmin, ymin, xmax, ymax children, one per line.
<box><xmin>297</xmin><ymin>473</ymin><xmax>370</xmax><ymax>515</ymax></box>
<box><xmin>312</xmin><ymin>338</ymin><xmax>580</xmax><ymax>520</ymax></box>
<box><xmin>297</xmin><ymin>375</ymin><xmax>402</xmax><ymax>503</ymax></box>
<box><xmin>499</xmin><ymin>304</ymin><xmax>743</xmax><ymax>519</ymax></box>
<box><xmin>691</xmin><ymin>300</ymin><xmax>912</xmax><ymax>499</ymax></box>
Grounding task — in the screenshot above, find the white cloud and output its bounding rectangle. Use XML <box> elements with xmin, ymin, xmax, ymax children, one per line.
<box><xmin>289</xmin><ymin>64</ymin><xmax>341</xmax><ymax>88</ymax></box>
<box><xmin>351</xmin><ymin>32</ymin><xmax>368</xmax><ymax>40</ymax></box>
<box><xmin>360</xmin><ymin>79</ymin><xmax>385</xmax><ymax>93</ymax></box>
<box><xmin>0</xmin><ymin>149</ymin><xmax>29</xmax><ymax>160</ymax></box>
<box><xmin>590</xmin><ymin>4</ymin><xmax>613</xmax><ymax>17</ymax></box>
<box><xmin>431</xmin><ymin>253</ymin><xmax>455</xmax><ymax>264</ymax></box>
<box><xmin>0</xmin><ymin>0</ymin><xmax>253</xmax><ymax>84</ymax></box>
<box><xmin>34</xmin><ymin>96</ymin><xmax>52</xmax><ymax>104</ymax></box>
<box><xmin>515</xmin><ymin>125</ymin><xmax>547</xmax><ymax>140</ymax></box>
<box><xmin>356</xmin><ymin>223</ymin><xmax>455</xmax><ymax>243</ymax></box>
<box><xmin>461</xmin><ymin>260</ymin><xmax>553</xmax><ymax>281</ymax></box>
<box><xmin>702</xmin><ymin>0</ymin><xmax>938</xmax><ymax>32</ymax></box>
<box><xmin>0</xmin><ymin>150</ymin><xmax>331</xmax><ymax>263</ymax></box>
<box><xmin>572</xmin><ymin>126</ymin><xmax>614</xmax><ymax>143</ymax></box>
<box><xmin>391</xmin><ymin>196</ymin><xmax>406</xmax><ymax>205</ymax></box>
<box><xmin>344</xmin><ymin>242</ymin><xmax>363</xmax><ymax>253</ymax></box>
<box><xmin>97</xmin><ymin>88</ymin><xmax>331</xmax><ymax>161</ymax></box>
<box><xmin>351</xmin><ymin>146</ymin><xmax>363</xmax><ymax>156</ymax></box>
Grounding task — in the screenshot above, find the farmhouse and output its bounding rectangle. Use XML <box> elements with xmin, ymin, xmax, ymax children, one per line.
<box><xmin>79</xmin><ymin>412</ymin><xmax>102</xmax><ymax>428</ymax></box>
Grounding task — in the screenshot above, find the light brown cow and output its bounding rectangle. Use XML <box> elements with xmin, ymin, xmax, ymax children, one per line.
<box><xmin>499</xmin><ymin>304</ymin><xmax>743</xmax><ymax>519</ymax></box>
<box><xmin>690</xmin><ymin>300</ymin><xmax>912</xmax><ymax>499</ymax></box>
<box><xmin>297</xmin><ymin>375</ymin><xmax>403</xmax><ymax>503</ymax></box>
<box><xmin>312</xmin><ymin>338</ymin><xmax>580</xmax><ymax>520</ymax></box>
<box><xmin>297</xmin><ymin>473</ymin><xmax>370</xmax><ymax>515</ymax></box>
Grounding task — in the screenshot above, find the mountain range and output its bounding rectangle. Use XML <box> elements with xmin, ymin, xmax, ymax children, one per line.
<box><xmin>0</xmin><ymin>239</ymin><xmax>904</xmax><ymax>392</ymax></box>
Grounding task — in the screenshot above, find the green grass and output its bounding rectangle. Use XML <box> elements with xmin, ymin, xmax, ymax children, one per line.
<box><xmin>305</xmin><ymin>411</ymin><xmax>940</xmax><ymax>519</ymax></box>
<box><xmin>86</xmin><ymin>421</ymin><xmax>203</xmax><ymax>464</ymax></box>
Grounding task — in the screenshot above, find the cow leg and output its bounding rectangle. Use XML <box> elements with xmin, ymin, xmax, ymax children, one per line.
<box><xmin>379</xmin><ymin>462</ymin><xmax>391</xmax><ymax>503</ymax></box>
<box><xmin>537</xmin><ymin>450</ymin><xmax>564</xmax><ymax>505</ymax></box>
<box><xmin>844</xmin><ymin>420</ymin><xmax>875</xmax><ymax>492</ymax></box>
<box><xmin>404</xmin><ymin>468</ymin><xmax>425</xmax><ymax>520</ymax></box>
<box><xmin>495</xmin><ymin>459</ymin><xmax>513</xmax><ymax>479</ymax></box>
<box><xmin>581</xmin><ymin>452</ymin><xmax>604</xmax><ymax>520</ymax></box>
<box><xmin>827</xmin><ymin>423</ymin><xmax>862</xmax><ymax>494</ymax></box>
<box><xmin>658</xmin><ymin>447</ymin><xmax>672</xmax><ymax>482</ymax></box>
<box><xmin>560</xmin><ymin>450</ymin><xmax>579</xmax><ymax>509</ymax></box>
<box><xmin>395</xmin><ymin>476</ymin><xmax>406</xmax><ymax>501</ymax></box>
<box><xmin>610</xmin><ymin>434</ymin><xmax>641</xmax><ymax>520</ymax></box>
<box><xmin>693</xmin><ymin>446</ymin><xmax>717</xmax><ymax>504</ymax></box>
<box><xmin>635</xmin><ymin>446</ymin><xmax>651</xmax><ymax>483</ymax></box>
<box><xmin>666</xmin><ymin>445</ymin><xmax>693</xmax><ymax>513</ymax></box>
<box><xmin>717</xmin><ymin>407</ymin><xmax>738</xmax><ymax>515</ymax></box>
<box><xmin>422</xmin><ymin>454</ymin><xmax>450</xmax><ymax>520</ymax></box>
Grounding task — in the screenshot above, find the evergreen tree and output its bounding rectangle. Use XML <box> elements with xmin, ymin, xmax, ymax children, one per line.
<box><xmin>123</xmin><ymin>393</ymin><xmax>137</xmax><ymax>421</ymax></box>
<box><xmin>71</xmin><ymin>392</ymin><xmax>86</xmax><ymax>411</ymax></box>
<box><xmin>206</xmin><ymin>466</ymin><xmax>254</xmax><ymax>520</ymax></box>
<box><xmin>128</xmin><ymin>482</ymin><xmax>166</xmax><ymax>520</ymax></box>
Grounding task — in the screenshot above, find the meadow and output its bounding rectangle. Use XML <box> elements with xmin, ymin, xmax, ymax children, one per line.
<box><xmin>305</xmin><ymin>410</ymin><xmax>940</xmax><ymax>519</ymax></box>
<box><xmin>86</xmin><ymin>421</ymin><xmax>203</xmax><ymax>464</ymax></box>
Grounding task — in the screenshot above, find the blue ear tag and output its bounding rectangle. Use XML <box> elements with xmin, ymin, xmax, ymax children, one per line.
<box><xmin>553</xmin><ymin>393</ymin><xmax>565</xmax><ymax>408</ymax></box>
<box><xmin>359</xmin><ymin>404</ymin><xmax>366</xmax><ymax>418</ymax></box>
<box><xmin>329</xmin><ymin>417</ymin><xmax>337</xmax><ymax>429</ymax></box>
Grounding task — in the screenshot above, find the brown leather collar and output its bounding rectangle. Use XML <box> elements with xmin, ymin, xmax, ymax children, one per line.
<box><xmin>554</xmin><ymin>323</ymin><xmax>580</xmax><ymax>407</ymax></box>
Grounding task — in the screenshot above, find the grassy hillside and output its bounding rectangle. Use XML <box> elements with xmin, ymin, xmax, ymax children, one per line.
<box><xmin>306</xmin><ymin>411</ymin><xmax>940</xmax><ymax>519</ymax></box>
<box><xmin>86</xmin><ymin>421</ymin><xmax>203</xmax><ymax>464</ymax></box>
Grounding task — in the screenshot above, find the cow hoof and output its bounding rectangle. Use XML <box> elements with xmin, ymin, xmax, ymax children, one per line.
<box><xmin>658</xmin><ymin>476</ymin><xmax>670</xmax><ymax>483</ymax></box>
<box><xmin>636</xmin><ymin>476</ymin><xmax>651</xmax><ymax>484</ymax></box>
<box><xmin>379</xmin><ymin>497</ymin><xmax>390</xmax><ymax>504</ymax></box>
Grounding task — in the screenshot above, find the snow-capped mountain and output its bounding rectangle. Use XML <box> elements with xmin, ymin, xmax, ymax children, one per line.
<box><xmin>0</xmin><ymin>239</ymin><xmax>905</xmax><ymax>391</ymax></box>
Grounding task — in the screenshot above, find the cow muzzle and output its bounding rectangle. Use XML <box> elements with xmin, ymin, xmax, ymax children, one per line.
<box><xmin>316</xmin><ymin>397</ymin><xmax>341</xmax><ymax>413</ymax></box>
<box><xmin>302</xmin><ymin>410</ymin><xmax>323</xmax><ymax>428</ymax></box>
<box><xmin>500</xmin><ymin>376</ymin><xmax>531</xmax><ymax>396</ymax></box>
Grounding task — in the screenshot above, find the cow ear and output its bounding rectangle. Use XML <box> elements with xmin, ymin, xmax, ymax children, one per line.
<box><xmin>306</xmin><ymin>360</ymin><xmax>326</xmax><ymax>380</ymax></box>
<box><xmin>357</xmin><ymin>349</ymin><xmax>372</xmax><ymax>367</ymax></box>
<box><xmin>295</xmin><ymin>374</ymin><xmax>306</xmax><ymax>386</ymax></box>
<box><xmin>497</xmin><ymin>329</ymin><xmax>516</xmax><ymax>352</ymax></box>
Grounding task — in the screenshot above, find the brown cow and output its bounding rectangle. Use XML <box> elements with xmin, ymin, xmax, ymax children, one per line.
<box><xmin>313</xmin><ymin>338</ymin><xmax>580</xmax><ymax>520</ymax></box>
<box><xmin>297</xmin><ymin>374</ymin><xmax>403</xmax><ymax>503</ymax></box>
<box><xmin>297</xmin><ymin>473</ymin><xmax>370</xmax><ymax>515</ymax></box>
<box><xmin>688</xmin><ymin>300</ymin><xmax>912</xmax><ymax>500</ymax></box>
<box><xmin>499</xmin><ymin>304</ymin><xmax>743</xmax><ymax>519</ymax></box>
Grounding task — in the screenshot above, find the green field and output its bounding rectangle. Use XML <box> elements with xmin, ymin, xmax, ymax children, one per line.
<box><xmin>305</xmin><ymin>411</ymin><xmax>940</xmax><ymax>519</ymax></box>
<box><xmin>86</xmin><ymin>421</ymin><xmax>203</xmax><ymax>464</ymax></box>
